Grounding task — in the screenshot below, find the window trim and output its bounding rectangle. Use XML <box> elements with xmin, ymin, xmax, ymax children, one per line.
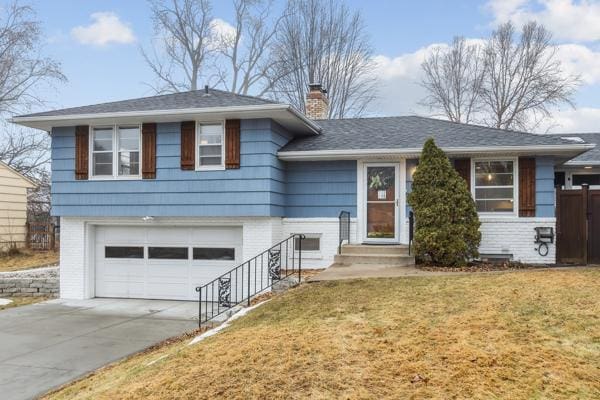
<box><xmin>471</xmin><ymin>157</ymin><xmax>519</xmax><ymax>217</ymax></box>
<box><xmin>89</xmin><ymin>124</ymin><xmax>142</xmax><ymax>180</ymax></box>
<box><xmin>195</xmin><ymin>121</ymin><xmax>226</xmax><ymax>171</ymax></box>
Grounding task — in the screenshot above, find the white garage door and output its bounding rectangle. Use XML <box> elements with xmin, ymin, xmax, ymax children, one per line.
<box><xmin>95</xmin><ymin>226</ymin><xmax>243</xmax><ymax>300</ymax></box>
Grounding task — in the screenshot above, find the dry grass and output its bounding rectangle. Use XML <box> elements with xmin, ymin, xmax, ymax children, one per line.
<box><xmin>0</xmin><ymin>250</ymin><xmax>59</xmax><ymax>272</ymax></box>
<box><xmin>0</xmin><ymin>296</ymin><xmax>49</xmax><ymax>311</ymax></box>
<box><xmin>45</xmin><ymin>268</ymin><xmax>600</xmax><ymax>400</ymax></box>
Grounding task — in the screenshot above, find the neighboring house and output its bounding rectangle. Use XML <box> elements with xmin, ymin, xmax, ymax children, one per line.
<box><xmin>0</xmin><ymin>161</ymin><xmax>35</xmax><ymax>249</ymax></box>
<box><xmin>11</xmin><ymin>85</ymin><xmax>593</xmax><ymax>300</ymax></box>
<box><xmin>555</xmin><ymin>133</ymin><xmax>600</xmax><ymax>189</ymax></box>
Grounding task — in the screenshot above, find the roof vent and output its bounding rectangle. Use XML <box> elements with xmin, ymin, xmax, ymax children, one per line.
<box><xmin>203</xmin><ymin>85</ymin><xmax>210</xmax><ymax>96</ymax></box>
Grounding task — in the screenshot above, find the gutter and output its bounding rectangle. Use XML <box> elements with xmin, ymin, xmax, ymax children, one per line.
<box><xmin>277</xmin><ymin>144</ymin><xmax>596</xmax><ymax>160</ymax></box>
<box><xmin>11</xmin><ymin>104</ymin><xmax>322</xmax><ymax>135</ymax></box>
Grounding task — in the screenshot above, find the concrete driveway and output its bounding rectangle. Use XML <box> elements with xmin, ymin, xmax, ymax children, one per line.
<box><xmin>0</xmin><ymin>298</ymin><xmax>198</xmax><ymax>400</ymax></box>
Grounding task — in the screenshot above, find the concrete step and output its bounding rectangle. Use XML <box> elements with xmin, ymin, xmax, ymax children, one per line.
<box><xmin>333</xmin><ymin>253</ymin><xmax>415</xmax><ymax>267</ymax></box>
<box><xmin>341</xmin><ymin>244</ymin><xmax>410</xmax><ymax>255</ymax></box>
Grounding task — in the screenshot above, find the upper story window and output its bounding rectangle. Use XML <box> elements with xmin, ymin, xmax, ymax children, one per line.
<box><xmin>91</xmin><ymin>125</ymin><xmax>141</xmax><ymax>179</ymax></box>
<box><xmin>473</xmin><ymin>160</ymin><xmax>516</xmax><ymax>214</ymax></box>
<box><xmin>196</xmin><ymin>123</ymin><xmax>224</xmax><ymax>170</ymax></box>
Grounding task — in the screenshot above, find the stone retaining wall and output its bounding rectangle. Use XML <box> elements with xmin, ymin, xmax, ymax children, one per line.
<box><xmin>0</xmin><ymin>278</ymin><xmax>59</xmax><ymax>297</ymax></box>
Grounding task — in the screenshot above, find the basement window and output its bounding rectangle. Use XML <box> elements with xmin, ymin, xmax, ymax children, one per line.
<box><xmin>294</xmin><ymin>235</ymin><xmax>321</xmax><ymax>252</ymax></box>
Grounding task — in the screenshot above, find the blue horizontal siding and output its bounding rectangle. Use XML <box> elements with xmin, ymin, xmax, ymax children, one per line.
<box><xmin>536</xmin><ymin>157</ymin><xmax>555</xmax><ymax>218</ymax></box>
<box><xmin>51</xmin><ymin>119</ymin><xmax>291</xmax><ymax>217</ymax></box>
<box><xmin>284</xmin><ymin>160</ymin><xmax>357</xmax><ymax>218</ymax></box>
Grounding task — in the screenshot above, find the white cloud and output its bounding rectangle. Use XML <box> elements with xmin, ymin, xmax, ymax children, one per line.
<box><xmin>487</xmin><ymin>0</ymin><xmax>600</xmax><ymax>42</ymax></box>
<box><xmin>71</xmin><ymin>12</ymin><xmax>136</xmax><ymax>46</ymax></box>
<box><xmin>208</xmin><ymin>18</ymin><xmax>237</xmax><ymax>50</ymax></box>
<box><xmin>556</xmin><ymin>44</ymin><xmax>600</xmax><ymax>84</ymax></box>
<box><xmin>540</xmin><ymin>107</ymin><xmax>600</xmax><ymax>133</ymax></box>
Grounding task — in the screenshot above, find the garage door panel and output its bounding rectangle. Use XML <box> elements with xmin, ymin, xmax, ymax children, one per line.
<box><xmin>95</xmin><ymin>225</ymin><xmax>243</xmax><ymax>301</ymax></box>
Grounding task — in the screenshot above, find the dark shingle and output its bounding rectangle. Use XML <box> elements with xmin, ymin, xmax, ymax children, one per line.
<box><xmin>17</xmin><ymin>88</ymin><xmax>278</xmax><ymax>118</ymax></box>
<box><xmin>280</xmin><ymin>116</ymin><xmax>574</xmax><ymax>152</ymax></box>
<box><xmin>560</xmin><ymin>133</ymin><xmax>600</xmax><ymax>163</ymax></box>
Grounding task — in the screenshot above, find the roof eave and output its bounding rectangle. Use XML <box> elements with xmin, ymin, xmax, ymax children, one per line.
<box><xmin>11</xmin><ymin>104</ymin><xmax>322</xmax><ymax>135</ymax></box>
<box><xmin>278</xmin><ymin>144</ymin><xmax>596</xmax><ymax>161</ymax></box>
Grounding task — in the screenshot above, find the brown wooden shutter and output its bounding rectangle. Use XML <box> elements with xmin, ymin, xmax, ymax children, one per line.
<box><xmin>225</xmin><ymin>119</ymin><xmax>241</xmax><ymax>169</ymax></box>
<box><xmin>519</xmin><ymin>157</ymin><xmax>536</xmax><ymax>217</ymax></box>
<box><xmin>141</xmin><ymin>123</ymin><xmax>157</xmax><ymax>179</ymax></box>
<box><xmin>75</xmin><ymin>125</ymin><xmax>89</xmax><ymax>180</ymax></box>
<box><xmin>453</xmin><ymin>158</ymin><xmax>471</xmax><ymax>191</ymax></box>
<box><xmin>180</xmin><ymin>121</ymin><xmax>195</xmax><ymax>170</ymax></box>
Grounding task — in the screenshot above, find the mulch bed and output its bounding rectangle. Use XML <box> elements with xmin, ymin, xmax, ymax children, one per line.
<box><xmin>417</xmin><ymin>261</ymin><xmax>554</xmax><ymax>272</ymax></box>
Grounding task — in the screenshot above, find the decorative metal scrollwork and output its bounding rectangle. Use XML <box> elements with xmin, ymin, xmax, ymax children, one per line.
<box><xmin>218</xmin><ymin>277</ymin><xmax>232</xmax><ymax>308</ymax></box>
<box><xmin>268</xmin><ymin>249</ymin><xmax>281</xmax><ymax>281</ymax></box>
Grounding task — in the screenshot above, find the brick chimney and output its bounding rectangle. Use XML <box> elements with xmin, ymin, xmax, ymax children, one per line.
<box><xmin>305</xmin><ymin>83</ymin><xmax>329</xmax><ymax>119</ymax></box>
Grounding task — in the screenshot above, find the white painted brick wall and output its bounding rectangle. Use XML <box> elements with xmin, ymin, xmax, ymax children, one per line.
<box><xmin>59</xmin><ymin>217</ymin><xmax>87</xmax><ymax>299</ymax></box>
<box><xmin>479</xmin><ymin>217</ymin><xmax>556</xmax><ymax>264</ymax></box>
<box><xmin>281</xmin><ymin>218</ymin><xmax>358</xmax><ymax>269</ymax></box>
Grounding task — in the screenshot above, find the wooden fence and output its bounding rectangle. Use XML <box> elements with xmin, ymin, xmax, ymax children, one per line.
<box><xmin>26</xmin><ymin>221</ymin><xmax>58</xmax><ymax>251</ymax></box>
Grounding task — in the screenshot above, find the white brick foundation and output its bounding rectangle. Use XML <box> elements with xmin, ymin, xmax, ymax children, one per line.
<box><xmin>479</xmin><ymin>217</ymin><xmax>556</xmax><ymax>264</ymax></box>
<box><xmin>281</xmin><ymin>218</ymin><xmax>358</xmax><ymax>269</ymax></box>
<box><xmin>59</xmin><ymin>216</ymin><xmax>283</xmax><ymax>300</ymax></box>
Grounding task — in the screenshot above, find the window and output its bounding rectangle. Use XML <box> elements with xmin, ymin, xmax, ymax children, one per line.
<box><xmin>294</xmin><ymin>236</ymin><xmax>321</xmax><ymax>251</ymax></box>
<box><xmin>473</xmin><ymin>160</ymin><xmax>515</xmax><ymax>213</ymax></box>
<box><xmin>92</xmin><ymin>127</ymin><xmax>113</xmax><ymax>176</ymax></box>
<box><xmin>105</xmin><ymin>246</ymin><xmax>144</xmax><ymax>259</ymax></box>
<box><xmin>118</xmin><ymin>126</ymin><xmax>140</xmax><ymax>176</ymax></box>
<box><xmin>196</xmin><ymin>123</ymin><xmax>224</xmax><ymax>169</ymax></box>
<box><xmin>572</xmin><ymin>174</ymin><xmax>600</xmax><ymax>186</ymax></box>
<box><xmin>148</xmin><ymin>247</ymin><xmax>189</xmax><ymax>260</ymax></box>
<box><xmin>193</xmin><ymin>248</ymin><xmax>235</xmax><ymax>260</ymax></box>
<box><xmin>91</xmin><ymin>125</ymin><xmax>141</xmax><ymax>178</ymax></box>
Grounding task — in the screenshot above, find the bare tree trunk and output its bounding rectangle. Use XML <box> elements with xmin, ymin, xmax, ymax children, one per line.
<box><xmin>420</xmin><ymin>37</ymin><xmax>485</xmax><ymax>124</ymax></box>
<box><xmin>215</xmin><ymin>0</ymin><xmax>284</xmax><ymax>96</ymax></box>
<box><xmin>142</xmin><ymin>0</ymin><xmax>215</xmax><ymax>93</ymax></box>
<box><xmin>270</xmin><ymin>0</ymin><xmax>377</xmax><ymax>119</ymax></box>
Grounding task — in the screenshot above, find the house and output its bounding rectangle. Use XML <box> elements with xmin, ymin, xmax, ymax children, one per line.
<box><xmin>0</xmin><ymin>161</ymin><xmax>35</xmax><ymax>249</ymax></box>
<box><xmin>11</xmin><ymin>85</ymin><xmax>593</xmax><ymax>301</ymax></box>
<box><xmin>554</xmin><ymin>133</ymin><xmax>600</xmax><ymax>189</ymax></box>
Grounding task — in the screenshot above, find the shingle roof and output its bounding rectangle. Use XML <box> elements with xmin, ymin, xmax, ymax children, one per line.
<box><xmin>279</xmin><ymin>116</ymin><xmax>575</xmax><ymax>152</ymax></box>
<box><xmin>560</xmin><ymin>133</ymin><xmax>600</xmax><ymax>163</ymax></box>
<box><xmin>17</xmin><ymin>88</ymin><xmax>278</xmax><ymax>118</ymax></box>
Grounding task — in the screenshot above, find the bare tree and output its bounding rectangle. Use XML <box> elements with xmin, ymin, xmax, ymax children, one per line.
<box><xmin>420</xmin><ymin>22</ymin><xmax>579</xmax><ymax>131</ymax></box>
<box><xmin>271</xmin><ymin>0</ymin><xmax>377</xmax><ymax>119</ymax></box>
<box><xmin>0</xmin><ymin>122</ymin><xmax>49</xmax><ymax>179</ymax></box>
<box><xmin>420</xmin><ymin>37</ymin><xmax>485</xmax><ymax>124</ymax></box>
<box><xmin>480</xmin><ymin>22</ymin><xmax>579</xmax><ymax>131</ymax></box>
<box><xmin>215</xmin><ymin>0</ymin><xmax>284</xmax><ymax>96</ymax></box>
<box><xmin>143</xmin><ymin>0</ymin><xmax>216</xmax><ymax>93</ymax></box>
<box><xmin>0</xmin><ymin>1</ymin><xmax>65</xmax><ymax>113</ymax></box>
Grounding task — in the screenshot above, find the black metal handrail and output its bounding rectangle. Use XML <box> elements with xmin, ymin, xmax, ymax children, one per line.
<box><xmin>338</xmin><ymin>210</ymin><xmax>351</xmax><ymax>254</ymax></box>
<box><xmin>409</xmin><ymin>211</ymin><xmax>414</xmax><ymax>256</ymax></box>
<box><xmin>195</xmin><ymin>234</ymin><xmax>305</xmax><ymax>328</ymax></box>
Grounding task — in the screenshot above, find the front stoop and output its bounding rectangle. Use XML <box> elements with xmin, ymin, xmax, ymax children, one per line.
<box><xmin>310</xmin><ymin>244</ymin><xmax>418</xmax><ymax>281</ymax></box>
<box><xmin>333</xmin><ymin>244</ymin><xmax>415</xmax><ymax>267</ymax></box>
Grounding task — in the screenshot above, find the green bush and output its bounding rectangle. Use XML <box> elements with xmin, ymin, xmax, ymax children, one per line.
<box><xmin>407</xmin><ymin>138</ymin><xmax>481</xmax><ymax>266</ymax></box>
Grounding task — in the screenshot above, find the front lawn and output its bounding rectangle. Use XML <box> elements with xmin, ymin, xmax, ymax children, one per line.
<box><xmin>45</xmin><ymin>269</ymin><xmax>600</xmax><ymax>399</ymax></box>
<box><xmin>0</xmin><ymin>250</ymin><xmax>59</xmax><ymax>272</ymax></box>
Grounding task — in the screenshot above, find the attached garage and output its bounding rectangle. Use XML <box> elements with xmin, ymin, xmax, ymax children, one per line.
<box><xmin>94</xmin><ymin>225</ymin><xmax>243</xmax><ymax>300</ymax></box>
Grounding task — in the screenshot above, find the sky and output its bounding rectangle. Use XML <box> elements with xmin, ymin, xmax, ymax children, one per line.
<box><xmin>17</xmin><ymin>0</ymin><xmax>600</xmax><ymax>133</ymax></box>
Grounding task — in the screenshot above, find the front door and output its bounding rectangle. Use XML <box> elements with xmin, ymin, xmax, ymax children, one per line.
<box><xmin>364</xmin><ymin>163</ymin><xmax>400</xmax><ymax>243</ymax></box>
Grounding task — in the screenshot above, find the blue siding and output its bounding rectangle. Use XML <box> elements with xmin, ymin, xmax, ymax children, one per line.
<box><xmin>536</xmin><ymin>156</ymin><xmax>555</xmax><ymax>218</ymax></box>
<box><xmin>284</xmin><ymin>161</ymin><xmax>357</xmax><ymax>218</ymax></box>
<box><xmin>50</xmin><ymin>119</ymin><xmax>291</xmax><ymax>217</ymax></box>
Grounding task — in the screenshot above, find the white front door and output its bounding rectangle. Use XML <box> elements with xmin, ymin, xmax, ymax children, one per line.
<box><xmin>362</xmin><ymin>163</ymin><xmax>400</xmax><ymax>243</ymax></box>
